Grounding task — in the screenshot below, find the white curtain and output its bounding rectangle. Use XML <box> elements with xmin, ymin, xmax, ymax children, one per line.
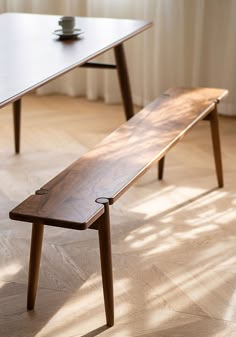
<box><xmin>0</xmin><ymin>0</ymin><xmax>235</xmax><ymax>115</ymax></box>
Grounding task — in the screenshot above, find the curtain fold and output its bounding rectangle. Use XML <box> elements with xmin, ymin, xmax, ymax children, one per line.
<box><xmin>0</xmin><ymin>0</ymin><xmax>235</xmax><ymax>115</ymax></box>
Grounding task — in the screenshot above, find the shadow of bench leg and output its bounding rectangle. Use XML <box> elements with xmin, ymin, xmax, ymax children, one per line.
<box><xmin>27</xmin><ymin>223</ymin><xmax>44</xmax><ymax>310</ymax></box>
<box><xmin>209</xmin><ymin>107</ymin><xmax>224</xmax><ymax>188</ymax></box>
<box><xmin>158</xmin><ymin>156</ymin><xmax>165</xmax><ymax>180</ymax></box>
<box><xmin>96</xmin><ymin>198</ymin><xmax>114</xmax><ymax>327</ymax></box>
<box><xmin>13</xmin><ymin>99</ymin><xmax>21</xmax><ymax>154</ymax></box>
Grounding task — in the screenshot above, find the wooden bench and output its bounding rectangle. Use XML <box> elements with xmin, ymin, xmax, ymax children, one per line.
<box><xmin>9</xmin><ymin>87</ymin><xmax>228</xmax><ymax>327</ymax></box>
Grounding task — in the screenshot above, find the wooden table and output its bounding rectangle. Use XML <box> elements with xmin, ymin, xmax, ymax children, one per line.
<box><xmin>0</xmin><ymin>13</ymin><xmax>152</xmax><ymax>153</ymax></box>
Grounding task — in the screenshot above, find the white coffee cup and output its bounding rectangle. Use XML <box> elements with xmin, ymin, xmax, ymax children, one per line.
<box><xmin>59</xmin><ymin>16</ymin><xmax>75</xmax><ymax>33</ymax></box>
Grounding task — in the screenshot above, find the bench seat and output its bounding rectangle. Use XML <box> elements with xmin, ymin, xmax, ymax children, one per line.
<box><xmin>9</xmin><ymin>87</ymin><xmax>228</xmax><ymax>327</ymax></box>
<box><xmin>10</xmin><ymin>87</ymin><xmax>227</xmax><ymax>230</ymax></box>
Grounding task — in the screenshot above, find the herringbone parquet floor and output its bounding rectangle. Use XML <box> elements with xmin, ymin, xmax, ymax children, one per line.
<box><xmin>0</xmin><ymin>94</ymin><xmax>235</xmax><ymax>337</ymax></box>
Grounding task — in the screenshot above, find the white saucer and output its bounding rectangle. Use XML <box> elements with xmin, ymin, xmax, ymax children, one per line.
<box><xmin>53</xmin><ymin>28</ymin><xmax>84</xmax><ymax>39</ymax></box>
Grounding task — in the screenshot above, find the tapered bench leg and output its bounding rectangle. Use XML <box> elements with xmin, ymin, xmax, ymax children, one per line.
<box><xmin>13</xmin><ymin>99</ymin><xmax>21</xmax><ymax>154</ymax></box>
<box><xmin>158</xmin><ymin>156</ymin><xmax>165</xmax><ymax>180</ymax></box>
<box><xmin>209</xmin><ymin>107</ymin><xmax>224</xmax><ymax>188</ymax></box>
<box><xmin>96</xmin><ymin>198</ymin><xmax>114</xmax><ymax>327</ymax></box>
<box><xmin>27</xmin><ymin>223</ymin><xmax>44</xmax><ymax>310</ymax></box>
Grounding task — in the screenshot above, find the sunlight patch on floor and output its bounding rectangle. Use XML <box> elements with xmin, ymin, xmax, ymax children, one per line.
<box><xmin>129</xmin><ymin>185</ymin><xmax>207</xmax><ymax>219</ymax></box>
<box><xmin>36</xmin><ymin>287</ymin><xmax>104</xmax><ymax>337</ymax></box>
<box><xmin>174</xmin><ymin>224</ymin><xmax>218</xmax><ymax>239</ymax></box>
<box><xmin>124</xmin><ymin>225</ymin><xmax>155</xmax><ymax>242</ymax></box>
<box><xmin>130</xmin><ymin>233</ymin><xmax>158</xmax><ymax>249</ymax></box>
<box><xmin>185</xmin><ymin>190</ymin><xmax>228</xmax><ymax>210</ymax></box>
<box><xmin>0</xmin><ymin>263</ymin><xmax>22</xmax><ymax>279</ymax></box>
<box><xmin>216</xmin><ymin>208</ymin><xmax>236</xmax><ymax>224</ymax></box>
<box><xmin>224</xmin><ymin>290</ymin><xmax>236</xmax><ymax>321</ymax></box>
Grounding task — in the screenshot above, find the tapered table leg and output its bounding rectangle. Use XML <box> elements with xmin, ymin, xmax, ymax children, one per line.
<box><xmin>96</xmin><ymin>198</ymin><xmax>114</xmax><ymax>327</ymax></box>
<box><xmin>114</xmin><ymin>44</ymin><xmax>134</xmax><ymax>121</ymax></box>
<box><xmin>13</xmin><ymin>99</ymin><xmax>21</xmax><ymax>154</ymax></box>
<box><xmin>209</xmin><ymin>106</ymin><xmax>224</xmax><ymax>187</ymax></box>
<box><xmin>27</xmin><ymin>223</ymin><xmax>44</xmax><ymax>310</ymax></box>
